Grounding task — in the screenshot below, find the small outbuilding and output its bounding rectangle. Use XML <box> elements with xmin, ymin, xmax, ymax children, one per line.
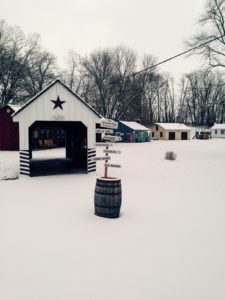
<box><xmin>150</xmin><ymin>123</ymin><xmax>191</xmax><ymax>140</ymax></box>
<box><xmin>0</xmin><ymin>104</ymin><xmax>20</xmax><ymax>150</ymax></box>
<box><xmin>12</xmin><ymin>79</ymin><xmax>101</xmax><ymax>176</ymax></box>
<box><xmin>194</xmin><ymin>127</ymin><xmax>211</xmax><ymax>139</ymax></box>
<box><xmin>211</xmin><ymin>124</ymin><xmax>225</xmax><ymax>138</ymax></box>
<box><xmin>114</xmin><ymin>121</ymin><xmax>151</xmax><ymax>142</ymax></box>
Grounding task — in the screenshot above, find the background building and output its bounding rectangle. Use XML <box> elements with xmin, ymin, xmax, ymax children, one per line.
<box><xmin>150</xmin><ymin>123</ymin><xmax>191</xmax><ymax>140</ymax></box>
<box><xmin>0</xmin><ymin>104</ymin><xmax>20</xmax><ymax>150</ymax></box>
<box><xmin>211</xmin><ymin>124</ymin><xmax>225</xmax><ymax>138</ymax></box>
<box><xmin>114</xmin><ymin>121</ymin><xmax>151</xmax><ymax>142</ymax></box>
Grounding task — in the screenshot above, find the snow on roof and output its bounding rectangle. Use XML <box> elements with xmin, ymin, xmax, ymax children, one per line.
<box><xmin>155</xmin><ymin>123</ymin><xmax>191</xmax><ymax>131</ymax></box>
<box><xmin>119</xmin><ymin>121</ymin><xmax>150</xmax><ymax>131</ymax></box>
<box><xmin>8</xmin><ymin>104</ymin><xmax>22</xmax><ymax>113</ymax></box>
<box><xmin>211</xmin><ymin>123</ymin><xmax>225</xmax><ymax>129</ymax></box>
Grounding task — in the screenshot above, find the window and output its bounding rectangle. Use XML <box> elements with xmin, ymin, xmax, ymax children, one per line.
<box><xmin>40</xmin><ymin>129</ymin><xmax>51</xmax><ymax>139</ymax></box>
<box><xmin>160</xmin><ymin>132</ymin><xmax>163</xmax><ymax>138</ymax></box>
<box><xmin>221</xmin><ymin>130</ymin><xmax>225</xmax><ymax>135</ymax></box>
<box><xmin>215</xmin><ymin>130</ymin><xmax>217</xmax><ymax>134</ymax></box>
<box><xmin>156</xmin><ymin>125</ymin><xmax>159</xmax><ymax>131</ymax></box>
<box><xmin>152</xmin><ymin>132</ymin><xmax>155</xmax><ymax>137</ymax></box>
<box><xmin>33</xmin><ymin>130</ymin><xmax>38</xmax><ymax>138</ymax></box>
<box><xmin>56</xmin><ymin>129</ymin><xmax>65</xmax><ymax>136</ymax></box>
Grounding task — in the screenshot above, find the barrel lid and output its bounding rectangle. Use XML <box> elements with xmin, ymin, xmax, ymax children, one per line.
<box><xmin>97</xmin><ymin>176</ymin><xmax>121</xmax><ymax>182</ymax></box>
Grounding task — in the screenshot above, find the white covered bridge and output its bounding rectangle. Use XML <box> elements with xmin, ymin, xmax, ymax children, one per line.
<box><xmin>13</xmin><ymin>79</ymin><xmax>101</xmax><ymax>176</ymax></box>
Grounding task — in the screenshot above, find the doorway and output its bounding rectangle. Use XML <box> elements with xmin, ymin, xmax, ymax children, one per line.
<box><xmin>181</xmin><ymin>132</ymin><xmax>188</xmax><ymax>140</ymax></box>
<box><xmin>169</xmin><ymin>132</ymin><xmax>176</xmax><ymax>140</ymax></box>
<box><xmin>29</xmin><ymin>121</ymin><xmax>87</xmax><ymax>176</ymax></box>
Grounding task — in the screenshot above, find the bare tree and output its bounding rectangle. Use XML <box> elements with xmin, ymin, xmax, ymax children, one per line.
<box><xmin>177</xmin><ymin>69</ymin><xmax>225</xmax><ymax>125</ymax></box>
<box><xmin>20</xmin><ymin>35</ymin><xmax>56</xmax><ymax>100</ymax></box>
<box><xmin>187</xmin><ymin>0</ymin><xmax>225</xmax><ymax>69</ymax></box>
<box><xmin>177</xmin><ymin>77</ymin><xmax>191</xmax><ymax>124</ymax></box>
<box><xmin>135</xmin><ymin>55</ymin><xmax>158</xmax><ymax>125</ymax></box>
<box><xmin>60</xmin><ymin>50</ymin><xmax>85</xmax><ymax>94</ymax></box>
<box><xmin>0</xmin><ymin>20</ymin><xmax>56</xmax><ymax>106</ymax></box>
<box><xmin>161</xmin><ymin>76</ymin><xmax>176</xmax><ymax>123</ymax></box>
<box><xmin>80</xmin><ymin>46</ymin><xmax>139</xmax><ymax>119</ymax></box>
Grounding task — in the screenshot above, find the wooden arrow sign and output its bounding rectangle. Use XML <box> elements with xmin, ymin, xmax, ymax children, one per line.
<box><xmin>96</xmin><ymin>143</ymin><xmax>113</xmax><ymax>147</ymax></box>
<box><xmin>104</xmin><ymin>163</ymin><xmax>121</xmax><ymax>168</ymax></box>
<box><xmin>103</xmin><ymin>135</ymin><xmax>122</xmax><ymax>142</ymax></box>
<box><xmin>91</xmin><ymin>156</ymin><xmax>111</xmax><ymax>161</ymax></box>
<box><xmin>103</xmin><ymin>149</ymin><xmax>121</xmax><ymax>154</ymax></box>
<box><xmin>96</xmin><ymin>128</ymin><xmax>114</xmax><ymax>134</ymax></box>
<box><xmin>100</xmin><ymin>118</ymin><xmax>118</xmax><ymax>129</ymax></box>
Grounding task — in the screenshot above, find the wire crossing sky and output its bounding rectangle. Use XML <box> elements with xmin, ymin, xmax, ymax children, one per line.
<box><xmin>124</xmin><ymin>34</ymin><xmax>225</xmax><ymax>80</ymax></box>
<box><xmin>1</xmin><ymin>0</ymin><xmax>206</xmax><ymax>81</ymax></box>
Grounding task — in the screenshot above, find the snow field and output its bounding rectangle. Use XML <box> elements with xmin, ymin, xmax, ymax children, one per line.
<box><xmin>0</xmin><ymin>139</ymin><xmax>225</xmax><ymax>300</ymax></box>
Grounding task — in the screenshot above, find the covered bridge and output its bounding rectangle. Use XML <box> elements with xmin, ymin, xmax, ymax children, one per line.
<box><xmin>12</xmin><ymin>79</ymin><xmax>101</xmax><ymax>176</ymax></box>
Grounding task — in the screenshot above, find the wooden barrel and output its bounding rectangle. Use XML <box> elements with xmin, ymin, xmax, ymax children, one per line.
<box><xmin>94</xmin><ymin>177</ymin><xmax>122</xmax><ymax>218</ymax></box>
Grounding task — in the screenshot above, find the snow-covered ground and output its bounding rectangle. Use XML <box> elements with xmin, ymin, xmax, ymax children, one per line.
<box><xmin>0</xmin><ymin>139</ymin><xmax>225</xmax><ymax>300</ymax></box>
<box><xmin>0</xmin><ymin>151</ymin><xmax>19</xmax><ymax>180</ymax></box>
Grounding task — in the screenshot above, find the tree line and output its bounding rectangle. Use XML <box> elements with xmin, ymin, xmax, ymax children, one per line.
<box><xmin>1</xmin><ymin>0</ymin><xmax>225</xmax><ymax>126</ymax></box>
<box><xmin>0</xmin><ymin>20</ymin><xmax>56</xmax><ymax>106</ymax></box>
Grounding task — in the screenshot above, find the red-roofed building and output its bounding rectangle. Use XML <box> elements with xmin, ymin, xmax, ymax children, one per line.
<box><xmin>0</xmin><ymin>104</ymin><xmax>20</xmax><ymax>150</ymax></box>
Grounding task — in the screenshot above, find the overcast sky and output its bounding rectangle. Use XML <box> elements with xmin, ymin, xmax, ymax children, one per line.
<box><xmin>1</xmin><ymin>0</ymin><xmax>206</xmax><ymax>82</ymax></box>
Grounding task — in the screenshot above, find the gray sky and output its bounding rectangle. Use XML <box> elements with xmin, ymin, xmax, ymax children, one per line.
<box><xmin>1</xmin><ymin>0</ymin><xmax>206</xmax><ymax>82</ymax></box>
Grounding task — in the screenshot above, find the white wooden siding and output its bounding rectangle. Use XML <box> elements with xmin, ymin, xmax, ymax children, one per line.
<box><xmin>13</xmin><ymin>81</ymin><xmax>100</xmax><ymax>149</ymax></box>
<box><xmin>211</xmin><ymin>128</ymin><xmax>225</xmax><ymax>138</ymax></box>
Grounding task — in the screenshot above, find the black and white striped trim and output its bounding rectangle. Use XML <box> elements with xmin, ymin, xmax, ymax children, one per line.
<box><xmin>87</xmin><ymin>148</ymin><xmax>96</xmax><ymax>172</ymax></box>
<box><xmin>20</xmin><ymin>150</ymin><xmax>30</xmax><ymax>176</ymax></box>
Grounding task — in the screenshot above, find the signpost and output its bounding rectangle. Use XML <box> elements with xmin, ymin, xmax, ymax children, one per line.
<box><xmin>95</xmin><ymin>118</ymin><xmax>122</xmax><ymax>177</ymax></box>
<box><xmin>94</xmin><ymin>118</ymin><xmax>122</xmax><ymax>219</ymax></box>
<box><xmin>101</xmin><ymin>142</ymin><xmax>121</xmax><ymax>177</ymax></box>
<box><xmin>104</xmin><ymin>144</ymin><xmax>110</xmax><ymax>178</ymax></box>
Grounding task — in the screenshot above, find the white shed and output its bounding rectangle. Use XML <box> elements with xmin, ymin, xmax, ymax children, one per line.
<box><xmin>13</xmin><ymin>79</ymin><xmax>101</xmax><ymax>176</ymax></box>
<box><xmin>211</xmin><ymin>124</ymin><xmax>225</xmax><ymax>138</ymax></box>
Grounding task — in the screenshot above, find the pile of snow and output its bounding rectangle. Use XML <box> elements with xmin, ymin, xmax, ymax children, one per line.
<box><xmin>0</xmin><ymin>151</ymin><xmax>19</xmax><ymax>180</ymax></box>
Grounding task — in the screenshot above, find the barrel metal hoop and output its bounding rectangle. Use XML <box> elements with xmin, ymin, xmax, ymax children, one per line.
<box><xmin>95</xmin><ymin>204</ymin><xmax>121</xmax><ymax>209</ymax></box>
<box><xmin>96</xmin><ymin>182</ymin><xmax>121</xmax><ymax>188</ymax></box>
<box><xmin>95</xmin><ymin>190</ymin><xmax>121</xmax><ymax>196</ymax></box>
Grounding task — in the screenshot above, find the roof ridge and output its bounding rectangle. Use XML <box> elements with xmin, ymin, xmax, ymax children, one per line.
<box><xmin>12</xmin><ymin>78</ymin><xmax>102</xmax><ymax>118</ymax></box>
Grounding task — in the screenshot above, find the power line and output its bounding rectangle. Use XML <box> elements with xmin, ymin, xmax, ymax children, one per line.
<box><xmin>123</xmin><ymin>34</ymin><xmax>225</xmax><ymax>80</ymax></box>
<box><xmin>79</xmin><ymin>34</ymin><xmax>225</xmax><ymax>91</ymax></box>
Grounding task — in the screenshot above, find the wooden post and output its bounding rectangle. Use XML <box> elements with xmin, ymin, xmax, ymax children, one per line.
<box><xmin>104</xmin><ymin>144</ymin><xmax>109</xmax><ymax>178</ymax></box>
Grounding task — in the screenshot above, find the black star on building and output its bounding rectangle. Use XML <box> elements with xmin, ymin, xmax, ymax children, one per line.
<box><xmin>51</xmin><ymin>96</ymin><xmax>66</xmax><ymax>110</ymax></box>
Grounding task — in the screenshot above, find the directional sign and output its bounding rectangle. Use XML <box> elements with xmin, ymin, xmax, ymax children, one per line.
<box><xmin>100</xmin><ymin>118</ymin><xmax>118</xmax><ymax>129</ymax></box>
<box><xmin>96</xmin><ymin>143</ymin><xmax>113</xmax><ymax>147</ymax></box>
<box><xmin>96</xmin><ymin>128</ymin><xmax>114</xmax><ymax>134</ymax></box>
<box><xmin>91</xmin><ymin>156</ymin><xmax>111</xmax><ymax>161</ymax></box>
<box><xmin>105</xmin><ymin>163</ymin><xmax>121</xmax><ymax>168</ymax></box>
<box><xmin>103</xmin><ymin>135</ymin><xmax>122</xmax><ymax>142</ymax></box>
<box><xmin>103</xmin><ymin>149</ymin><xmax>121</xmax><ymax>154</ymax></box>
